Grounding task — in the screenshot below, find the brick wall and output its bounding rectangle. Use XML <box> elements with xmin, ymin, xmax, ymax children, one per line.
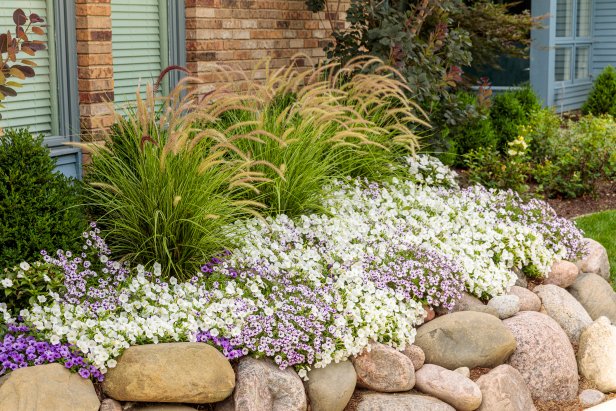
<box><xmin>185</xmin><ymin>0</ymin><xmax>348</xmax><ymax>81</ymax></box>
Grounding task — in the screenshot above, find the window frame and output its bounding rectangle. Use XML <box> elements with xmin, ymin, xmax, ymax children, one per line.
<box><xmin>553</xmin><ymin>0</ymin><xmax>593</xmax><ymax>86</ymax></box>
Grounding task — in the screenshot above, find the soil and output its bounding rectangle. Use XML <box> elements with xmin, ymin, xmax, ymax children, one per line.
<box><xmin>547</xmin><ymin>179</ymin><xmax>616</xmax><ymax>219</ymax></box>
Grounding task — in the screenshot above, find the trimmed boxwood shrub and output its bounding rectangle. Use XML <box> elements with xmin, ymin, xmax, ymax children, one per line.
<box><xmin>0</xmin><ymin>129</ymin><xmax>85</xmax><ymax>268</ymax></box>
<box><xmin>582</xmin><ymin>66</ymin><xmax>616</xmax><ymax>116</ymax></box>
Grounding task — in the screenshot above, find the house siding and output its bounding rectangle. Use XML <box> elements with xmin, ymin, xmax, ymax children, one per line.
<box><xmin>592</xmin><ymin>0</ymin><xmax>616</xmax><ymax>74</ymax></box>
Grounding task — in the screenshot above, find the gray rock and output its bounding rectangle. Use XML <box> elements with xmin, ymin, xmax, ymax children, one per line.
<box><xmin>415</xmin><ymin>311</ymin><xmax>516</xmax><ymax>370</ymax></box>
<box><xmin>0</xmin><ymin>363</ymin><xmax>100</xmax><ymax>411</ymax></box>
<box><xmin>514</xmin><ymin>268</ymin><xmax>528</xmax><ymax>288</ymax></box>
<box><xmin>534</xmin><ymin>284</ymin><xmax>592</xmax><ymax>344</ymax></box>
<box><xmin>503</xmin><ymin>311</ymin><xmax>578</xmax><ymax>401</ymax></box>
<box><xmin>234</xmin><ymin>357</ymin><xmax>307</xmax><ymax>411</ymax></box>
<box><xmin>545</xmin><ymin>260</ymin><xmax>579</xmax><ymax>288</ymax></box>
<box><xmin>579</xmin><ymin>389</ymin><xmax>606</xmax><ymax>408</ymax></box>
<box><xmin>305</xmin><ymin>361</ymin><xmax>356</xmax><ymax>411</ymax></box>
<box><xmin>578</xmin><ymin>317</ymin><xmax>616</xmax><ymax>393</ymax></box>
<box><xmin>100</xmin><ymin>399</ymin><xmax>122</xmax><ymax>411</ymax></box>
<box><xmin>414</xmin><ymin>364</ymin><xmax>482</xmax><ymax>411</ymax></box>
<box><xmin>488</xmin><ymin>295</ymin><xmax>520</xmax><ymax>319</ymax></box>
<box><xmin>435</xmin><ymin>292</ymin><xmax>499</xmax><ymax>317</ymax></box>
<box><xmin>103</xmin><ymin>343</ymin><xmax>234</xmax><ymax>403</ymax></box>
<box><xmin>351</xmin><ymin>342</ymin><xmax>415</xmax><ymax>393</ymax></box>
<box><xmin>508</xmin><ymin>286</ymin><xmax>541</xmax><ymax>312</ymax></box>
<box><xmin>454</xmin><ymin>366</ymin><xmax>470</xmax><ymax>378</ymax></box>
<box><xmin>568</xmin><ymin>273</ymin><xmax>616</xmax><ymax>323</ymax></box>
<box><xmin>577</xmin><ymin>238</ymin><xmax>610</xmax><ymax>279</ymax></box>
<box><xmin>354</xmin><ymin>392</ymin><xmax>455</xmax><ymax>411</ymax></box>
<box><xmin>402</xmin><ymin>345</ymin><xmax>425</xmax><ymax>371</ymax></box>
<box><xmin>476</xmin><ymin>364</ymin><xmax>536</xmax><ymax>411</ymax></box>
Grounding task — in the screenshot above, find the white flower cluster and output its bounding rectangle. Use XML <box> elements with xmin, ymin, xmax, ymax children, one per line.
<box><xmin>405</xmin><ymin>154</ymin><xmax>459</xmax><ymax>188</ymax></box>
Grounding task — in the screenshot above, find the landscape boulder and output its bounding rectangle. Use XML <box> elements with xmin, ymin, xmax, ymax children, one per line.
<box><xmin>579</xmin><ymin>389</ymin><xmax>606</xmax><ymax>409</ymax></box>
<box><xmin>354</xmin><ymin>392</ymin><xmax>455</xmax><ymax>411</ymax></box>
<box><xmin>578</xmin><ymin>317</ymin><xmax>616</xmax><ymax>393</ymax></box>
<box><xmin>103</xmin><ymin>343</ymin><xmax>234</xmax><ymax>403</ymax></box>
<box><xmin>304</xmin><ymin>360</ymin><xmax>356</xmax><ymax>411</ymax></box>
<box><xmin>534</xmin><ymin>284</ymin><xmax>592</xmax><ymax>344</ymax></box>
<box><xmin>0</xmin><ymin>363</ymin><xmax>100</xmax><ymax>411</ymax></box>
<box><xmin>475</xmin><ymin>364</ymin><xmax>536</xmax><ymax>411</ymax></box>
<box><xmin>503</xmin><ymin>311</ymin><xmax>578</xmax><ymax>401</ymax></box>
<box><xmin>434</xmin><ymin>292</ymin><xmax>498</xmax><ymax>317</ymax></box>
<box><xmin>402</xmin><ymin>345</ymin><xmax>425</xmax><ymax>371</ymax></box>
<box><xmin>508</xmin><ymin>286</ymin><xmax>541</xmax><ymax>312</ymax></box>
<box><xmin>568</xmin><ymin>273</ymin><xmax>616</xmax><ymax>323</ymax></box>
<box><xmin>233</xmin><ymin>357</ymin><xmax>307</xmax><ymax>411</ymax></box>
<box><xmin>487</xmin><ymin>295</ymin><xmax>520</xmax><ymax>319</ymax></box>
<box><xmin>414</xmin><ymin>364</ymin><xmax>482</xmax><ymax>411</ymax></box>
<box><xmin>545</xmin><ymin>260</ymin><xmax>579</xmax><ymax>288</ymax></box>
<box><xmin>415</xmin><ymin>311</ymin><xmax>516</xmax><ymax>369</ymax></box>
<box><xmin>351</xmin><ymin>342</ymin><xmax>415</xmax><ymax>392</ymax></box>
<box><xmin>576</xmin><ymin>238</ymin><xmax>610</xmax><ymax>279</ymax></box>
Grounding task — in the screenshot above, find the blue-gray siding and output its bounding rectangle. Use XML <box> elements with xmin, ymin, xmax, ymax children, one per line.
<box><xmin>593</xmin><ymin>0</ymin><xmax>616</xmax><ymax>74</ymax></box>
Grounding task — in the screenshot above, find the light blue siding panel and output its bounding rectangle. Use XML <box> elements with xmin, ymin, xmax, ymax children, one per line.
<box><xmin>49</xmin><ymin>147</ymin><xmax>81</xmax><ymax>179</ymax></box>
<box><xmin>553</xmin><ymin>82</ymin><xmax>594</xmax><ymax>111</ymax></box>
<box><xmin>593</xmin><ymin>0</ymin><xmax>616</xmax><ymax>74</ymax></box>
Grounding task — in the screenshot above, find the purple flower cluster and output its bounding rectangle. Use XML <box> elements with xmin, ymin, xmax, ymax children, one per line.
<box><xmin>41</xmin><ymin>223</ymin><xmax>130</xmax><ymax>314</ymax></box>
<box><xmin>366</xmin><ymin>247</ymin><xmax>464</xmax><ymax>311</ymax></box>
<box><xmin>1</xmin><ymin>324</ymin><xmax>103</xmax><ymax>381</ymax></box>
<box><xmin>195</xmin><ymin>330</ymin><xmax>244</xmax><ymax>360</ymax></box>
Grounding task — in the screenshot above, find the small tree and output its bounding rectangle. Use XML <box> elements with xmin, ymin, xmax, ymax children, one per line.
<box><xmin>582</xmin><ymin>66</ymin><xmax>616</xmax><ymax>116</ymax></box>
<box><xmin>0</xmin><ymin>8</ymin><xmax>47</xmax><ymax>119</ymax></box>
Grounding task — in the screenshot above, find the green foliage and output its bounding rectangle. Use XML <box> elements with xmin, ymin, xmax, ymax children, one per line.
<box><xmin>529</xmin><ymin>114</ymin><xmax>616</xmax><ymax>198</ymax></box>
<box><xmin>582</xmin><ymin>66</ymin><xmax>616</xmax><ymax>116</ymax></box>
<box><xmin>0</xmin><ymin>9</ymin><xmax>48</xmax><ymax>116</ymax></box>
<box><xmin>490</xmin><ymin>87</ymin><xmax>540</xmax><ymax>150</ymax></box>
<box><xmin>0</xmin><ymin>129</ymin><xmax>85</xmax><ymax>269</ymax></box>
<box><xmin>1</xmin><ymin>261</ymin><xmax>64</xmax><ymax>315</ymax></box>
<box><xmin>445</xmin><ymin>91</ymin><xmax>497</xmax><ymax>164</ymax></box>
<box><xmin>464</xmin><ymin>135</ymin><xmax>531</xmax><ymax>193</ymax></box>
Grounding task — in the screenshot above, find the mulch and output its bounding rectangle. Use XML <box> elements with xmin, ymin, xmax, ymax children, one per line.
<box><xmin>547</xmin><ymin>180</ymin><xmax>616</xmax><ymax>219</ymax></box>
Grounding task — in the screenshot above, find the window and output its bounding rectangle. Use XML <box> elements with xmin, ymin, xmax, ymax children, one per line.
<box><xmin>554</xmin><ymin>0</ymin><xmax>592</xmax><ymax>83</ymax></box>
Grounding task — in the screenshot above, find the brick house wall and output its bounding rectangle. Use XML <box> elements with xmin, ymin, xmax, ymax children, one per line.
<box><xmin>75</xmin><ymin>0</ymin><xmax>348</xmax><ymax>149</ymax></box>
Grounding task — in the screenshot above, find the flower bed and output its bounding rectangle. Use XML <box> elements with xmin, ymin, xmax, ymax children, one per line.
<box><xmin>0</xmin><ymin>156</ymin><xmax>586</xmax><ymax>381</ymax></box>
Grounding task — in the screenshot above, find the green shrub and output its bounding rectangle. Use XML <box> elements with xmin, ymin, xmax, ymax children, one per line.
<box><xmin>445</xmin><ymin>92</ymin><xmax>497</xmax><ymax>164</ymax></box>
<box><xmin>0</xmin><ymin>129</ymin><xmax>85</xmax><ymax>269</ymax></box>
<box><xmin>512</xmin><ymin>85</ymin><xmax>542</xmax><ymax>117</ymax></box>
<box><xmin>490</xmin><ymin>90</ymin><xmax>529</xmax><ymax>151</ymax></box>
<box><xmin>582</xmin><ymin>66</ymin><xmax>616</xmax><ymax>116</ymax></box>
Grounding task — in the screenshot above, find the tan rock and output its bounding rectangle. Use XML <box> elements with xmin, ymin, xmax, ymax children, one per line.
<box><xmin>578</xmin><ymin>317</ymin><xmax>616</xmax><ymax>393</ymax></box>
<box><xmin>503</xmin><ymin>311</ymin><xmax>578</xmax><ymax>401</ymax></box>
<box><xmin>476</xmin><ymin>364</ymin><xmax>536</xmax><ymax>411</ymax></box>
<box><xmin>577</xmin><ymin>238</ymin><xmax>610</xmax><ymax>279</ymax></box>
<box><xmin>351</xmin><ymin>342</ymin><xmax>415</xmax><ymax>392</ymax></box>
<box><xmin>487</xmin><ymin>295</ymin><xmax>520</xmax><ymax>319</ymax></box>
<box><xmin>100</xmin><ymin>399</ymin><xmax>122</xmax><ymax>411</ymax></box>
<box><xmin>234</xmin><ymin>357</ymin><xmax>307</xmax><ymax>411</ymax></box>
<box><xmin>354</xmin><ymin>392</ymin><xmax>455</xmax><ymax>411</ymax></box>
<box><xmin>454</xmin><ymin>366</ymin><xmax>470</xmax><ymax>378</ymax></box>
<box><xmin>0</xmin><ymin>363</ymin><xmax>100</xmax><ymax>411</ymax></box>
<box><xmin>133</xmin><ymin>407</ymin><xmax>197</xmax><ymax>411</ymax></box>
<box><xmin>435</xmin><ymin>292</ymin><xmax>498</xmax><ymax>317</ymax></box>
<box><xmin>402</xmin><ymin>345</ymin><xmax>425</xmax><ymax>371</ymax></box>
<box><xmin>305</xmin><ymin>361</ymin><xmax>356</xmax><ymax>411</ymax></box>
<box><xmin>534</xmin><ymin>284</ymin><xmax>592</xmax><ymax>344</ymax></box>
<box><xmin>414</xmin><ymin>364</ymin><xmax>482</xmax><ymax>411</ymax></box>
<box><xmin>568</xmin><ymin>273</ymin><xmax>616</xmax><ymax>323</ymax></box>
<box><xmin>545</xmin><ymin>260</ymin><xmax>579</xmax><ymax>288</ymax></box>
<box><xmin>587</xmin><ymin>399</ymin><xmax>616</xmax><ymax>410</ymax></box>
<box><xmin>508</xmin><ymin>286</ymin><xmax>541</xmax><ymax>312</ymax></box>
<box><xmin>415</xmin><ymin>311</ymin><xmax>516</xmax><ymax>370</ymax></box>
<box><xmin>103</xmin><ymin>343</ymin><xmax>234</xmax><ymax>403</ymax></box>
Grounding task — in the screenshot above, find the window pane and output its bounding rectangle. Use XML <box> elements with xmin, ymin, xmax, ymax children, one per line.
<box><xmin>556</xmin><ymin>0</ymin><xmax>574</xmax><ymax>37</ymax></box>
<box><xmin>555</xmin><ymin>47</ymin><xmax>572</xmax><ymax>81</ymax></box>
<box><xmin>576</xmin><ymin>46</ymin><xmax>590</xmax><ymax>79</ymax></box>
<box><xmin>577</xmin><ymin>0</ymin><xmax>591</xmax><ymax>37</ymax></box>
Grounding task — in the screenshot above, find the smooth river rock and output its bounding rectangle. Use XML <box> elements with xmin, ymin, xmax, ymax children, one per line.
<box><xmin>234</xmin><ymin>357</ymin><xmax>307</xmax><ymax>411</ymax></box>
<box><xmin>545</xmin><ymin>260</ymin><xmax>579</xmax><ymax>288</ymax></box>
<box><xmin>534</xmin><ymin>284</ymin><xmax>592</xmax><ymax>344</ymax></box>
<box><xmin>579</xmin><ymin>389</ymin><xmax>606</xmax><ymax>408</ymax></box>
<box><xmin>578</xmin><ymin>317</ymin><xmax>616</xmax><ymax>393</ymax></box>
<box><xmin>0</xmin><ymin>363</ymin><xmax>100</xmax><ymax>411</ymax></box>
<box><xmin>103</xmin><ymin>342</ymin><xmax>234</xmax><ymax>403</ymax></box>
<box><xmin>414</xmin><ymin>364</ymin><xmax>482</xmax><ymax>411</ymax></box>
<box><xmin>354</xmin><ymin>392</ymin><xmax>455</xmax><ymax>411</ymax></box>
<box><xmin>503</xmin><ymin>311</ymin><xmax>578</xmax><ymax>401</ymax></box>
<box><xmin>577</xmin><ymin>238</ymin><xmax>610</xmax><ymax>279</ymax></box>
<box><xmin>402</xmin><ymin>345</ymin><xmax>425</xmax><ymax>371</ymax></box>
<box><xmin>414</xmin><ymin>311</ymin><xmax>516</xmax><ymax>370</ymax></box>
<box><xmin>487</xmin><ymin>295</ymin><xmax>520</xmax><ymax>319</ymax></box>
<box><xmin>435</xmin><ymin>292</ymin><xmax>498</xmax><ymax>317</ymax></box>
<box><xmin>351</xmin><ymin>342</ymin><xmax>415</xmax><ymax>392</ymax></box>
<box><xmin>508</xmin><ymin>286</ymin><xmax>541</xmax><ymax>312</ymax></box>
<box><xmin>475</xmin><ymin>364</ymin><xmax>536</xmax><ymax>411</ymax></box>
<box><xmin>305</xmin><ymin>361</ymin><xmax>356</xmax><ymax>411</ymax></box>
<box><xmin>568</xmin><ymin>273</ymin><xmax>616</xmax><ymax>323</ymax></box>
